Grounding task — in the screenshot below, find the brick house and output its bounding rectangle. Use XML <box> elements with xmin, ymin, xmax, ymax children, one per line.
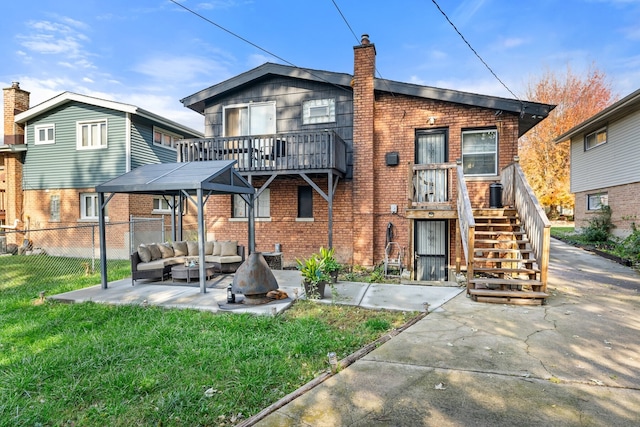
<box><xmin>555</xmin><ymin>87</ymin><xmax>640</xmax><ymax>238</ymax></box>
<box><xmin>177</xmin><ymin>35</ymin><xmax>555</xmax><ymax>302</ymax></box>
<box><xmin>1</xmin><ymin>85</ymin><xmax>202</xmax><ymax>254</ymax></box>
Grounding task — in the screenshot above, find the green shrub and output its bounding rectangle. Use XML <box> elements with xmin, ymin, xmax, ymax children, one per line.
<box><xmin>582</xmin><ymin>205</ymin><xmax>613</xmax><ymax>243</ymax></box>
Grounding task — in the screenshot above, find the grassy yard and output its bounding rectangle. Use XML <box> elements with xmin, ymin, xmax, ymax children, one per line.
<box><xmin>0</xmin><ymin>255</ymin><xmax>416</xmax><ymax>426</ymax></box>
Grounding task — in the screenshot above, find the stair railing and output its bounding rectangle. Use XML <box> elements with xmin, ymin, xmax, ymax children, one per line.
<box><xmin>501</xmin><ymin>158</ymin><xmax>551</xmax><ymax>289</ymax></box>
<box><xmin>456</xmin><ymin>162</ymin><xmax>475</xmax><ymax>291</ymax></box>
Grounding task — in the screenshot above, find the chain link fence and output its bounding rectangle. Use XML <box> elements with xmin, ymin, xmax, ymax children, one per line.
<box><xmin>0</xmin><ymin>217</ymin><xmax>176</xmax><ymax>286</ymax></box>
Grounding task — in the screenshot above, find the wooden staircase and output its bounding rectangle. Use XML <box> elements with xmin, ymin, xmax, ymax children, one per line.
<box><xmin>467</xmin><ymin>208</ymin><xmax>548</xmax><ymax>305</ymax></box>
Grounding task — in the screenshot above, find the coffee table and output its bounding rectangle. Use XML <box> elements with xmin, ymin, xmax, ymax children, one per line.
<box><xmin>171</xmin><ymin>263</ymin><xmax>216</xmax><ymax>283</ymax></box>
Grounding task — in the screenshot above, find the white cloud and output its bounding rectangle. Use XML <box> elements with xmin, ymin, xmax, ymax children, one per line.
<box><xmin>132</xmin><ymin>55</ymin><xmax>231</xmax><ymax>87</ymax></box>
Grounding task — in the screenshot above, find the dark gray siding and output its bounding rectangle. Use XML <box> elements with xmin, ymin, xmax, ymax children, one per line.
<box><xmin>23</xmin><ymin>102</ymin><xmax>127</xmax><ymax>189</ymax></box>
<box><xmin>203</xmin><ymin>76</ymin><xmax>354</xmax><ymax>152</ymax></box>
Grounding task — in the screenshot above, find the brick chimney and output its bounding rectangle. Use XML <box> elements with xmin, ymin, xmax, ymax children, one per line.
<box><xmin>3</xmin><ymin>82</ymin><xmax>30</xmax><ymax>145</ymax></box>
<box><xmin>352</xmin><ymin>34</ymin><xmax>376</xmax><ymax>267</ymax></box>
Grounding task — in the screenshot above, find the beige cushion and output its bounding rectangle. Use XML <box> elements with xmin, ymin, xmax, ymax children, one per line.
<box><xmin>187</xmin><ymin>241</ymin><xmax>199</xmax><ymax>256</ymax></box>
<box><xmin>212</xmin><ymin>241</ymin><xmax>222</xmax><ymax>256</ymax></box>
<box><xmin>220</xmin><ymin>240</ymin><xmax>238</xmax><ymax>257</ymax></box>
<box><xmin>158</xmin><ymin>242</ymin><xmax>174</xmax><ymax>258</ymax></box>
<box><xmin>137</xmin><ymin>245</ymin><xmax>151</xmax><ymax>263</ymax></box>
<box><xmin>205</xmin><ymin>241</ymin><xmax>214</xmax><ymax>255</ymax></box>
<box><xmin>147</xmin><ymin>244</ymin><xmax>162</xmax><ymax>261</ymax></box>
<box><xmin>173</xmin><ymin>241</ymin><xmax>188</xmax><ymax>256</ymax></box>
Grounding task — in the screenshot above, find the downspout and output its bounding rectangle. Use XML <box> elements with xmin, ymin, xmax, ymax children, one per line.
<box><xmin>125</xmin><ymin>112</ymin><xmax>132</xmax><ymax>172</ymax></box>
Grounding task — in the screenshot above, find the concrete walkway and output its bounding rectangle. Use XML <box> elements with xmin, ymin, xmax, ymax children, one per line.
<box><xmin>50</xmin><ymin>269</ymin><xmax>464</xmax><ymax>315</ymax></box>
<box><xmin>252</xmin><ymin>239</ymin><xmax>640</xmax><ymax>426</ymax></box>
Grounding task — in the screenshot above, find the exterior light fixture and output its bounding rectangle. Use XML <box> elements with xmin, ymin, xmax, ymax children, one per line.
<box><xmin>428</xmin><ymin>212</ymin><xmax>435</xmax><ymax>218</ymax></box>
<box><xmin>428</xmin><ymin>116</ymin><xmax>436</xmax><ymax>125</ymax></box>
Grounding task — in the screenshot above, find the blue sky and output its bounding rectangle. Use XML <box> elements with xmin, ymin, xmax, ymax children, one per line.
<box><xmin>2</xmin><ymin>0</ymin><xmax>640</xmax><ymax>140</ymax></box>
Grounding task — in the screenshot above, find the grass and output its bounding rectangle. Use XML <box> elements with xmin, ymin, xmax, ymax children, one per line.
<box><xmin>0</xmin><ymin>255</ymin><xmax>416</xmax><ymax>426</ymax></box>
<box><xmin>551</xmin><ymin>225</ymin><xmax>639</xmax><ymax>267</ymax></box>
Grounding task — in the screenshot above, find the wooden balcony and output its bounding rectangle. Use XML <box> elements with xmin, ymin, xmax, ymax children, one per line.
<box><xmin>175</xmin><ymin>131</ymin><xmax>348</xmax><ymax>177</ymax></box>
<box><xmin>406</xmin><ymin>162</ymin><xmax>457</xmax><ymax>219</ymax></box>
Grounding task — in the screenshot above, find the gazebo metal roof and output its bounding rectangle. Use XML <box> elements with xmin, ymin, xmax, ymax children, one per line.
<box><xmin>96</xmin><ymin>160</ymin><xmax>256</xmax><ymax>293</ymax></box>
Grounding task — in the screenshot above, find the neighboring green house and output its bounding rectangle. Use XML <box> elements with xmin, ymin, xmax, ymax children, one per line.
<box><xmin>3</xmin><ymin>88</ymin><xmax>202</xmax><ymax>254</ymax></box>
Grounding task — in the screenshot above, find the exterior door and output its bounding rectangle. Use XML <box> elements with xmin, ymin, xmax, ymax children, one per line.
<box><xmin>415</xmin><ymin>130</ymin><xmax>448</xmax><ymax>202</ymax></box>
<box><xmin>415</xmin><ymin>220</ymin><xmax>448</xmax><ymax>281</ymax></box>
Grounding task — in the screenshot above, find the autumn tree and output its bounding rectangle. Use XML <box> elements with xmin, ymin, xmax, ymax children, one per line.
<box><xmin>519</xmin><ymin>65</ymin><xmax>617</xmax><ymax>218</ymax></box>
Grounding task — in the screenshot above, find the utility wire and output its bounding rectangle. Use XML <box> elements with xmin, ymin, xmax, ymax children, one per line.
<box><xmin>430</xmin><ymin>0</ymin><xmax>522</xmax><ymax>103</ymax></box>
<box><xmin>168</xmin><ymin>0</ymin><xmax>351</xmax><ymax>93</ymax></box>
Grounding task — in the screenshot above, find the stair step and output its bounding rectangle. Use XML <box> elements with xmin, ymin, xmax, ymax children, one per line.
<box><xmin>474</xmin><ymin>230</ymin><xmax>526</xmax><ymax>236</ymax></box>
<box><xmin>474</xmin><ymin>267</ymin><xmax>539</xmax><ymax>274</ymax></box>
<box><xmin>469</xmin><ymin>277</ymin><xmax>541</xmax><ymax>286</ymax></box>
<box><xmin>473</xmin><ymin>257</ymin><xmax>531</xmax><ymax>263</ymax></box>
<box><xmin>475</xmin><ymin>248</ymin><xmax>534</xmax><ymax>254</ymax></box>
<box><xmin>474</xmin><ymin>239</ymin><xmax>529</xmax><ymax>245</ymax></box>
<box><xmin>469</xmin><ymin>289</ymin><xmax>548</xmax><ymax>298</ymax></box>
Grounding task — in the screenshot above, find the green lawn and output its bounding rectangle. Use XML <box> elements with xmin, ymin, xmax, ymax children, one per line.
<box><xmin>0</xmin><ymin>255</ymin><xmax>415</xmax><ymax>426</ymax></box>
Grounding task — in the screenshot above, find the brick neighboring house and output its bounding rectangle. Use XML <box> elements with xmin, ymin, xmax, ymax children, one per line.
<box><xmin>555</xmin><ymin>87</ymin><xmax>640</xmax><ymax>238</ymax></box>
<box><xmin>1</xmin><ymin>84</ymin><xmax>202</xmax><ymax>254</ymax></box>
<box><xmin>177</xmin><ymin>35</ymin><xmax>555</xmax><ymax>293</ymax></box>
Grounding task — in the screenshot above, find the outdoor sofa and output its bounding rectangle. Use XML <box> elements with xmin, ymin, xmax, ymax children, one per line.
<box><xmin>130</xmin><ymin>240</ymin><xmax>245</xmax><ymax>284</ymax></box>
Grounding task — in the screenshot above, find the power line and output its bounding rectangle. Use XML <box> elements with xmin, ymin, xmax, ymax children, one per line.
<box><xmin>168</xmin><ymin>0</ymin><xmax>351</xmax><ymax>93</ymax></box>
<box><xmin>430</xmin><ymin>0</ymin><xmax>522</xmax><ymax>103</ymax></box>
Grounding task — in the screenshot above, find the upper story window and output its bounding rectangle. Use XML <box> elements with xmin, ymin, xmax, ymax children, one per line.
<box><xmin>461</xmin><ymin>129</ymin><xmax>498</xmax><ymax>176</ymax></box>
<box><xmin>303</xmin><ymin>99</ymin><xmax>335</xmax><ymax>124</ymax></box>
<box><xmin>77</xmin><ymin>120</ymin><xmax>107</xmax><ymax>149</ymax></box>
<box><xmin>585</xmin><ymin>127</ymin><xmax>607</xmax><ymax>150</ymax></box>
<box><xmin>152</xmin><ymin>196</ymin><xmax>172</xmax><ymax>213</ymax></box>
<box><xmin>35</xmin><ymin>124</ymin><xmax>55</xmax><ymax>145</ymax></box>
<box><xmin>232</xmin><ymin>189</ymin><xmax>270</xmax><ymax>219</ymax></box>
<box><xmin>223</xmin><ymin>101</ymin><xmax>276</xmax><ymax>136</ymax></box>
<box><xmin>153</xmin><ymin>127</ymin><xmax>182</xmax><ymax>150</ymax></box>
<box><xmin>587</xmin><ymin>193</ymin><xmax>608</xmax><ymax>211</ymax></box>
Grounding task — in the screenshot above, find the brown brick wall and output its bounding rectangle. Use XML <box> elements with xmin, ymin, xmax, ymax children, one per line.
<box><xmin>574</xmin><ymin>181</ymin><xmax>640</xmax><ymax>238</ymax></box>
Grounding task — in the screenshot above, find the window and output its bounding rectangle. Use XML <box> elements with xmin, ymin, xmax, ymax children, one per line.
<box><xmin>585</xmin><ymin>127</ymin><xmax>607</xmax><ymax>150</ymax></box>
<box><xmin>298</xmin><ymin>186</ymin><xmax>313</xmax><ymax>218</ymax></box>
<box><xmin>461</xmin><ymin>129</ymin><xmax>498</xmax><ymax>176</ymax></box>
<box><xmin>77</xmin><ymin>120</ymin><xmax>107</xmax><ymax>149</ymax></box>
<box><xmin>80</xmin><ymin>193</ymin><xmax>103</xmax><ymax>220</ymax></box>
<box><xmin>587</xmin><ymin>193</ymin><xmax>608</xmax><ymax>211</ymax></box>
<box><xmin>152</xmin><ymin>197</ymin><xmax>172</xmax><ymax>213</ymax></box>
<box><xmin>232</xmin><ymin>189</ymin><xmax>270</xmax><ymax>218</ymax></box>
<box><xmin>303</xmin><ymin>99</ymin><xmax>335</xmax><ymax>124</ymax></box>
<box><xmin>223</xmin><ymin>102</ymin><xmax>276</xmax><ymax>136</ymax></box>
<box><xmin>35</xmin><ymin>124</ymin><xmax>55</xmax><ymax>145</ymax></box>
<box><xmin>50</xmin><ymin>195</ymin><xmax>60</xmax><ymax>222</ymax></box>
<box><xmin>153</xmin><ymin>127</ymin><xmax>182</xmax><ymax>150</ymax></box>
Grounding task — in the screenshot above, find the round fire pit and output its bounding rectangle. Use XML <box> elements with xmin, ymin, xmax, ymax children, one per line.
<box><xmin>232</xmin><ymin>252</ymin><xmax>279</xmax><ymax>304</ymax></box>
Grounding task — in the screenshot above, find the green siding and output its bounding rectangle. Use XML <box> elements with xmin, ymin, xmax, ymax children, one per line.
<box><xmin>23</xmin><ymin>103</ymin><xmax>127</xmax><ymax>189</ymax></box>
<box><xmin>130</xmin><ymin>116</ymin><xmax>179</xmax><ymax>170</ymax></box>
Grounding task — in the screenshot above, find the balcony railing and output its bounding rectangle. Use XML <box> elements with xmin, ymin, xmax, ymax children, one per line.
<box><xmin>408</xmin><ymin>162</ymin><xmax>457</xmax><ymax>209</ymax></box>
<box><xmin>175</xmin><ymin>131</ymin><xmax>347</xmax><ymax>175</ymax></box>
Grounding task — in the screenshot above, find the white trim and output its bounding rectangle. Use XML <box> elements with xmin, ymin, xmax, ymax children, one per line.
<box><xmin>125</xmin><ymin>112</ymin><xmax>132</xmax><ymax>172</ymax></box>
<box><xmin>80</xmin><ymin>193</ymin><xmax>101</xmax><ymax>220</ymax></box>
<box><xmin>152</xmin><ymin>126</ymin><xmax>182</xmax><ymax>150</ymax></box>
<box><xmin>34</xmin><ymin>123</ymin><xmax>55</xmax><ymax>145</ymax></box>
<box><xmin>14</xmin><ymin>91</ymin><xmax>203</xmax><ymax>138</ymax></box>
<box><xmin>461</xmin><ymin>128</ymin><xmax>498</xmax><ymax>176</ymax></box>
<box><xmin>222</xmin><ymin>101</ymin><xmax>276</xmax><ymax>136</ymax></box>
<box><xmin>584</xmin><ymin>127</ymin><xmax>607</xmax><ymax>151</ymax></box>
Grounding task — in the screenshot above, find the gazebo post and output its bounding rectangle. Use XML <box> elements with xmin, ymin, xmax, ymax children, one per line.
<box><xmin>248</xmin><ymin>192</ymin><xmax>256</xmax><ymax>254</ymax></box>
<box><xmin>98</xmin><ymin>192</ymin><xmax>108</xmax><ymax>289</ymax></box>
<box><xmin>196</xmin><ymin>188</ymin><xmax>207</xmax><ymax>293</ymax></box>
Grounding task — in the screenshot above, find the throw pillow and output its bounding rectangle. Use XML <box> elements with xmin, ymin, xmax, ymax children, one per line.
<box><xmin>148</xmin><ymin>244</ymin><xmax>162</xmax><ymax>261</ymax></box>
<box><xmin>220</xmin><ymin>240</ymin><xmax>238</xmax><ymax>257</ymax></box>
<box><xmin>213</xmin><ymin>240</ymin><xmax>222</xmax><ymax>256</ymax></box>
<box><xmin>158</xmin><ymin>242</ymin><xmax>174</xmax><ymax>258</ymax></box>
<box><xmin>173</xmin><ymin>241</ymin><xmax>188</xmax><ymax>257</ymax></box>
<box><xmin>137</xmin><ymin>244</ymin><xmax>151</xmax><ymax>263</ymax></box>
<box><xmin>205</xmin><ymin>241</ymin><xmax>214</xmax><ymax>255</ymax></box>
<box><xmin>187</xmin><ymin>241</ymin><xmax>199</xmax><ymax>256</ymax></box>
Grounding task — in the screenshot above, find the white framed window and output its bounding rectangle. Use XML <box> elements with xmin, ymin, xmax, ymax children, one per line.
<box><xmin>35</xmin><ymin>124</ymin><xmax>55</xmax><ymax>145</ymax></box>
<box><xmin>461</xmin><ymin>129</ymin><xmax>498</xmax><ymax>176</ymax></box>
<box><xmin>232</xmin><ymin>189</ymin><xmax>270</xmax><ymax>218</ymax></box>
<box><xmin>77</xmin><ymin>120</ymin><xmax>107</xmax><ymax>149</ymax></box>
<box><xmin>303</xmin><ymin>99</ymin><xmax>336</xmax><ymax>124</ymax></box>
<box><xmin>585</xmin><ymin>127</ymin><xmax>607</xmax><ymax>150</ymax></box>
<box><xmin>223</xmin><ymin>101</ymin><xmax>276</xmax><ymax>136</ymax></box>
<box><xmin>153</xmin><ymin>127</ymin><xmax>182</xmax><ymax>150</ymax></box>
<box><xmin>587</xmin><ymin>193</ymin><xmax>608</xmax><ymax>211</ymax></box>
<box><xmin>80</xmin><ymin>193</ymin><xmax>104</xmax><ymax>220</ymax></box>
<box><xmin>152</xmin><ymin>197</ymin><xmax>172</xmax><ymax>213</ymax></box>
<box><xmin>50</xmin><ymin>195</ymin><xmax>60</xmax><ymax>222</ymax></box>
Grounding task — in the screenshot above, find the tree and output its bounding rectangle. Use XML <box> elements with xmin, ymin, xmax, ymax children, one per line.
<box><xmin>519</xmin><ymin>65</ymin><xmax>617</xmax><ymax>218</ymax></box>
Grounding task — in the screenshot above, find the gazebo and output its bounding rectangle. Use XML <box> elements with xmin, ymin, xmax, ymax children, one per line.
<box><xmin>95</xmin><ymin>160</ymin><xmax>256</xmax><ymax>293</ymax></box>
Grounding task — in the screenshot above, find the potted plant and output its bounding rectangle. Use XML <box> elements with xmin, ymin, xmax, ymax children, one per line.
<box><xmin>296</xmin><ymin>255</ymin><xmax>330</xmax><ymax>299</ymax></box>
<box><xmin>319</xmin><ymin>246</ymin><xmax>341</xmax><ymax>283</ymax></box>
